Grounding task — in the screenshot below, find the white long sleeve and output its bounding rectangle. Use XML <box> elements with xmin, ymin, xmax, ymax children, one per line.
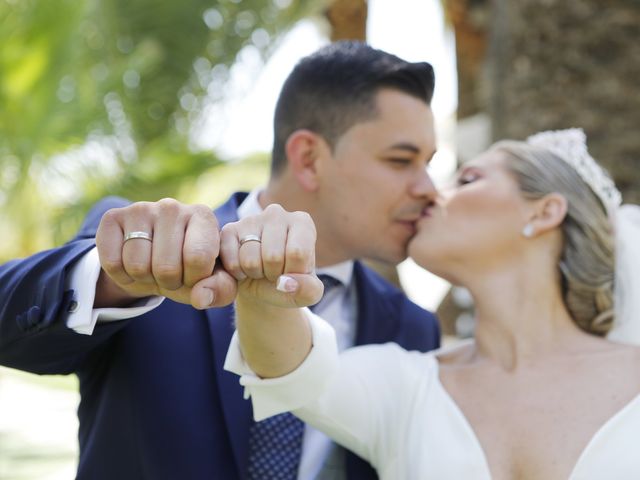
<box><xmin>224</xmin><ymin>310</ymin><xmax>340</xmax><ymax>420</ymax></box>
<box><xmin>65</xmin><ymin>247</ymin><xmax>164</xmax><ymax>335</ymax></box>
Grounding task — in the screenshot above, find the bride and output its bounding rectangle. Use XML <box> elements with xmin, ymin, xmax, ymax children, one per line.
<box><xmin>222</xmin><ymin>129</ymin><xmax>640</xmax><ymax>479</ymax></box>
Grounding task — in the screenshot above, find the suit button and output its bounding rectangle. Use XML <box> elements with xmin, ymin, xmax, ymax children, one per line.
<box><xmin>26</xmin><ymin>306</ymin><xmax>42</xmax><ymax>327</ymax></box>
<box><xmin>67</xmin><ymin>300</ymin><xmax>79</xmax><ymax>313</ymax></box>
<box><xmin>17</xmin><ymin>306</ymin><xmax>42</xmax><ymax>331</ymax></box>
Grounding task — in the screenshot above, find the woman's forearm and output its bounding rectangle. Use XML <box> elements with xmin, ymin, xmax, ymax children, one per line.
<box><xmin>235</xmin><ymin>292</ymin><xmax>312</xmax><ymax>378</ymax></box>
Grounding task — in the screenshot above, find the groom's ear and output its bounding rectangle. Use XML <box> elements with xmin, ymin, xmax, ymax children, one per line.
<box><xmin>529</xmin><ymin>193</ymin><xmax>568</xmax><ymax>234</ymax></box>
<box><xmin>285</xmin><ymin>129</ymin><xmax>326</xmax><ymax>192</ymax></box>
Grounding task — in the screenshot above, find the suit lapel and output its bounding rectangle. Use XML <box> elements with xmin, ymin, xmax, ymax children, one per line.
<box><xmin>207</xmin><ymin>305</ymin><xmax>253</xmax><ymax>477</ymax></box>
<box><xmin>352</xmin><ymin>261</ymin><xmax>401</xmax><ymax>346</ymax></box>
<box><xmin>206</xmin><ymin>193</ymin><xmax>253</xmax><ymax>478</ymax></box>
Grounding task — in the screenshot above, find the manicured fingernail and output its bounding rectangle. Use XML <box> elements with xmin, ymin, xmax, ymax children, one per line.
<box><xmin>276</xmin><ymin>275</ymin><xmax>298</xmax><ymax>293</ymax></box>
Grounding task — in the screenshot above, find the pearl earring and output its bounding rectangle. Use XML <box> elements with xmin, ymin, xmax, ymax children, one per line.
<box><xmin>522</xmin><ymin>223</ymin><xmax>535</xmax><ymax>238</ymax></box>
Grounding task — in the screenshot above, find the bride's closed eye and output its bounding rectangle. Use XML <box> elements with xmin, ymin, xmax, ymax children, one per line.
<box><xmin>456</xmin><ymin>173</ymin><xmax>480</xmax><ymax>186</ymax></box>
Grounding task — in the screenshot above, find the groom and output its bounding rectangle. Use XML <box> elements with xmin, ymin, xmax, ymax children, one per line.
<box><xmin>0</xmin><ymin>41</ymin><xmax>440</xmax><ymax>479</ymax></box>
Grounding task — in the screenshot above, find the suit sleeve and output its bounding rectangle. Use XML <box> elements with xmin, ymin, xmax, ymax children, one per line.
<box><xmin>0</xmin><ymin>197</ymin><xmax>132</xmax><ymax>374</ymax></box>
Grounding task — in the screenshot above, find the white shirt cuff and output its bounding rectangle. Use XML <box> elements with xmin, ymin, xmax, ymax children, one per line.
<box><xmin>65</xmin><ymin>247</ymin><xmax>165</xmax><ymax>335</ymax></box>
<box><xmin>223</xmin><ymin>309</ymin><xmax>339</xmax><ymax>421</ymax></box>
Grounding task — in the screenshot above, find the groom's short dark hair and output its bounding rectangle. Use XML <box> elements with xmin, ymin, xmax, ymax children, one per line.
<box><xmin>270</xmin><ymin>41</ymin><xmax>435</xmax><ymax>175</ymax></box>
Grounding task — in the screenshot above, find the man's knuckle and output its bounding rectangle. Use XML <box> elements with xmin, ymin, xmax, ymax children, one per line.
<box><xmin>157</xmin><ymin>198</ymin><xmax>181</xmax><ymax>216</ymax></box>
<box><xmin>153</xmin><ymin>263</ymin><xmax>181</xmax><ymax>280</ymax></box>
<box><xmin>184</xmin><ymin>248</ymin><xmax>214</xmax><ymax>269</ymax></box>
<box><xmin>129</xmin><ymin>201</ymin><xmax>153</xmax><ymax>214</ymax></box>
<box><xmin>100</xmin><ymin>208</ymin><xmax>120</xmax><ymax>224</ymax></box>
<box><xmin>127</xmin><ymin>262</ymin><xmax>151</xmax><ymax>277</ymax></box>
<box><xmin>193</xmin><ymin>203</ymin><xmax>215</xmax><ymax>219</ymax></box>
<box><xmin>101</xmin><ymin>258</ymin><xmax>122</xmax><ymax>274</ymax></box>
<box><xmin>224</xmin><ymin>259</ymin><xmax>241</xmax><ymax>273</ymax></box>
<box><xmin>157</xmin><ymin>197</ymin><xmax>179</xmax><ymax>207</ymax></box>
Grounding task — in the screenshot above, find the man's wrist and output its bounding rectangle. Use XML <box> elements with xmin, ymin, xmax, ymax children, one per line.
<box><xmin>94</xmin><ymin>270</ymin><xmax>148</xmax><ymax>308</ymax></box>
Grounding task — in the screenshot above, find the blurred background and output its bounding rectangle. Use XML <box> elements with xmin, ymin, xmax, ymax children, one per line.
<box><xmin>0</xmin><ymin>0</ymin><xmax>638</xmax><ymax>478</ymax></box>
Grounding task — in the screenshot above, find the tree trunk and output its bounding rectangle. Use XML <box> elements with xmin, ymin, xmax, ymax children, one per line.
<box><xmin>325</xmin><ymin>0</ymin><xmax>368</xmax><ymax>41</ymax></box>
<box><xmin>445</xmin><ymin>0</ymin><xmax>491</xmax><ymax>119</ymax></box>
<box><xmin>489</xmin><ymin>0</ymin><xmax>640</xmax><ymax>204</ymax></box>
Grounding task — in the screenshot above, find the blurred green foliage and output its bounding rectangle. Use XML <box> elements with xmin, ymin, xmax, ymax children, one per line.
<box><xmin>0</xmin><ymin>0</ymin><xmax>323</xmax><ymax>261</ymax></box>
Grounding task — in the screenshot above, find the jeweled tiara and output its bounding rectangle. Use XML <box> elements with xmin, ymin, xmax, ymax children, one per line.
<box><xmin>526</xmin><ymin>128</ymin><xmax>622</xmax><ymax>211</ymax></box>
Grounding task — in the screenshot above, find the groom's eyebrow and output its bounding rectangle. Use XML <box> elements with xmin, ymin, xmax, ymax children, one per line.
<box><xmin>385</xmin><ymin>142</ymin><xmax>420</xmax><ymax>154</ymax></box>
<box><xmin>385</xmin><ymin>143</ymin><xmax>437</xmax><ymax>160</ymax></box>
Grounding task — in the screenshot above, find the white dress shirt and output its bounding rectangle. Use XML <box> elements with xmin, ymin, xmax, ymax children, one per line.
<box><xmin>64</xmin><ymin>189</ymin><xmax>358</xmax><ymax>479</ymax></box>
<box><xmin>64</xmin><ymin>247</ymin><xmax>164</xmax><ymax>335</ymax></box>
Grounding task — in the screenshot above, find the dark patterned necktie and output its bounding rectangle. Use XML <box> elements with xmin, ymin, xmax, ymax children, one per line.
<box><xmin>246</xmin><ymin>412</ymin><xmax>305</xmax><ymax>480</ymax></box>
<box><xmin>246</xmin><ymin>274</ymin><xmax>341</xmax><ymax>480</ymax></box>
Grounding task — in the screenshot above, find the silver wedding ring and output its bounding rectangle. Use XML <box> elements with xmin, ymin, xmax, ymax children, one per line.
<box><xmin>239</xmin><ymin>234</ymin><xmax>261</xmax><ymax>247</ymax></box>
<box><xmin>123</xmin><ymin>231</ymin><xmax>153</xmax><ymax>243</ymax></box>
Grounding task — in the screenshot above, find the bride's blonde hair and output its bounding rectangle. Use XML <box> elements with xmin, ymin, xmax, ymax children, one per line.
<box><xmin>491</xmin><ymin>140</ymin><xmax>615</xmax><ymax>336</ymax></box>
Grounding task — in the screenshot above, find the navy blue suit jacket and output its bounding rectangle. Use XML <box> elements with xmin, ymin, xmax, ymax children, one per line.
<box><xmin>0</xmin><ymin>192</ymin><xmax>440</xmax><ymax>479</ymax></box>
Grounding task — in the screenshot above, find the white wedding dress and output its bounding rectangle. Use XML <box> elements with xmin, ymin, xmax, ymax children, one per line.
<box><xmin>225</xmin><ymin>313</ymin><xmax>640</xmax><ymax>479</ymax></box>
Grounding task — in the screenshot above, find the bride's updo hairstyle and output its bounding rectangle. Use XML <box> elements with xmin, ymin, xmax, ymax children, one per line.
<box><xmin>490</xmin><ymin>140</ymin><xmax>615</xmax><ymax>336</ymax></box>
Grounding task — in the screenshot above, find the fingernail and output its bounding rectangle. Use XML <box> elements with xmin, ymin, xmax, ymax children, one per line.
<box><xmin>276</xmin><ymin>275</ymin><xmax>298</xmax><ymax>293</ymax></box>
<box><xmin>202</xmin><ymin>288</ymin><xmax>215</xmax><ymax>307</ymax></box>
